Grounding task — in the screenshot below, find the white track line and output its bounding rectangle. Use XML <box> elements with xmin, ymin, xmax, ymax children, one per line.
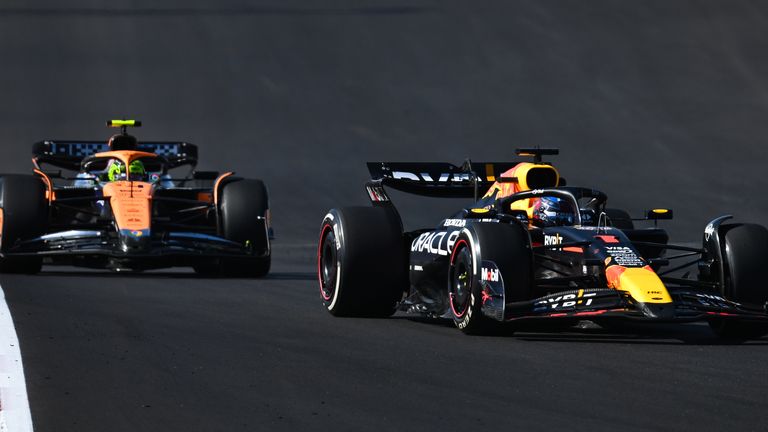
<box><xmin>0</xmin><ymin>283</ymin><xmax>33</xmax><ymax>432</ymax></box>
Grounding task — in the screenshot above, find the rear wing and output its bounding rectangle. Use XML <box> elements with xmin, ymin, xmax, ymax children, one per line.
<box><xmin>367</xmin><ymin>161</ymin><xmax>524</xmax><ymax>198</ymax></box>
<box><xmin>32</xmin><ymin>140</ymin><xmax>199</xmax><ymax>171</ymax></box>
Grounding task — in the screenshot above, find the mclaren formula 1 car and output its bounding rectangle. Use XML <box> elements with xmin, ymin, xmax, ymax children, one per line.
<box><xmin>0</xmin><ymin>120</ymin><xmax>271</xmax><ymax>276</ymax></box>
<box><xmin>318</xmin><ymin>148</ymin><xmax>768</xmax><ymax>339</ymax></box>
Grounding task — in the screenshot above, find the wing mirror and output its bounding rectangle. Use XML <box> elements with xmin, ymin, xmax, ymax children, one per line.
<box><xmin>646</xmin><ymin>208</ymin><xmax>673</xmax><ymax>220</ymax></box>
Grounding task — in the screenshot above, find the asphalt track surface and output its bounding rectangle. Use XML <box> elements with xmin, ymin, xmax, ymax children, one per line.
<box><xmin>1</xmin><ymin>1</ymin><xmax>768</xmax><ymax>431</ymax></box>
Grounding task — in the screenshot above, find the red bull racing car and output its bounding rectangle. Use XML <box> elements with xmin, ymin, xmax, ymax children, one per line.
<box><xmin>317</xmin><ymin>148</ymin><xmax>768</xmax><ymax>339</ymax></box>
<box><xmin>0</xmin><ymin>120</ymin><xmax>271</xmax><ymax>276</ymax></box>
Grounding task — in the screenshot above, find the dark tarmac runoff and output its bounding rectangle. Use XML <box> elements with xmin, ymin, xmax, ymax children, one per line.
<box><xmin>1</xmin><ymin>1</ymin><xmax>768</xmax><ymax>431</ymax></box>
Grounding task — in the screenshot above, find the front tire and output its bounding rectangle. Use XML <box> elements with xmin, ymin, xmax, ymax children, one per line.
<box><xmin>709</xmin><ymin>223</ymin><xmax>768</xmax><ymax>339</ymax></box>
<box><xmin>0</xmin><ymin>175</ymin><xmax>48</xmax><ymax>274</ymax></box>
<box><xmin>196</xmin><ymin>179</ymin><xmax>270</xmax><ymax>277</ymax></box>
<box><xmin>449</xmin><ymin>223</ymin><xmax>532</xmax><ymax>334</ymax></box>
<box><xmin>318</xmin><ymin>207</ymin><xmax>406</xmax><ymax>317</ymax></box>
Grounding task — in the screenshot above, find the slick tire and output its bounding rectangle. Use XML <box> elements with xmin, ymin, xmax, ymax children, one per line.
<box><xmin>0</xmin><ymin>175</ymin><xmax>48</xmax><ymax>274</ymax></box>
<box><xmin>448</xmin><ymin>222</ymin><xmax>532</xmax><ymax>335</ymax></box>
<box><xmin>200</xmin><ymin>179</ymin><xmax>270</xmax><ymax>277</ymax></box>
<box><xmin>605</xmin><ymin>208</ymin><xmax>634</xmax><ymax>230</ymax></box>
<box><xmin>318</xmin><ymin>207</ymin><xmax>406</xmax><ymax>317</ymax></box>
<box><xmin>709</xmin><ymin>223</ymin><xmax>768</xmax><ymax>339</ymax></box>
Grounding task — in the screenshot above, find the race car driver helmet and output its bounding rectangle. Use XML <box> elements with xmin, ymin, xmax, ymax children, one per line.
<box><xmin>531</xmin><ymin>196</ymin><xmax>576</xmax><ymax>227</ymax></box>
<box><xmin>107</xmin><ymin>159</ymin><xmax>146</xmax><ymax>181</ymax></box>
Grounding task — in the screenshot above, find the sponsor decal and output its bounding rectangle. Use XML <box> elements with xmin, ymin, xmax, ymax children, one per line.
<box><xmin>411</xmin><ymin>230</ymin><xmax>460</xmax><ymax>256</ymax></box>
<box><xmin>605</xmin><ymin>246</ymin><xmax>644</xmax><ymax>267</ymax></box>
<box><xmin>481</xmin><ymin>290</ymin><xmax>492</xmax><ymax>304</ymax></box>
<box><xmin>704</xmin><ymin>223</ymin><xmax>716</xmax><ymax>241</ymax></box>
<box><xmin>534</xmin><ymin>290</ymin><xmax>597</xmax><ymax>311</ymax></box>
<box><xmin>575</xmin><ymin>226</ymin><xmax>601</xmax><ymax>231</ymax></box>
<box><xmin>478</xmin><ymin>260</ymin><xmax>505</xmax><ymax>321</ymax></box>
<box><xmin>544</xmin><ymin>233</ymin><xmax>563</xmax><ymax>246</ymax></box>
<box><xmin>130</xmin><ymin>230</ymin><xmax>143</xmax><ymax>237</ymax></box>
<box><xmin>443</xmin><ymin>219</ymin><xmax>466</xmax><ymax>228</ymax></box>
<box><xmin>392</xmin><ymin>171</ymin><xmax>472</xmax><ymax>182</ymax></box>
<box><xmin>366</xmin><ymin>185</ymin><xmax>390</xmax><ymax>202</ymax></box>
<box><xmin>481</xmin><ymin>267</ymin><xmax>499</xmax><ymax>282</ymax></box>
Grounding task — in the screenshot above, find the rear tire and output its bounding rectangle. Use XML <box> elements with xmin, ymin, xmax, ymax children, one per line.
<box><xmin>0</xmin><ymin>175</ymin><xmax>47</xmax><ymax>274</ymax></box>
<box><xmin>197</xmin><ymin>179</ymin><xmax>270</xmax><ymax>277</ymax></box>
<box><xmin>318</xmin><ymin>207</ymin><xmax>406</xmax><ymax>317</ymax></box>
<box><xmin>449</xmin><ymin>223</ymin><xmax>532</xmax><ymax>334</ymax></box>
<box><xmin>709</xmin><ymin>223</ymin><xmax>768</xmax><ymax>339</ymax></box>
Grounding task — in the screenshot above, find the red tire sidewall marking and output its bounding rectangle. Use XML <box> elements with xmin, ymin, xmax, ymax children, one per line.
<box><xmin>318</xmin><ymin>223</ymin><xmax>334</xmax><ymax>301</ymax></box>
<box><xmin>449</xmin><ymin>239</ymin><xmax>470</xmax><ymax>318</ymax></box>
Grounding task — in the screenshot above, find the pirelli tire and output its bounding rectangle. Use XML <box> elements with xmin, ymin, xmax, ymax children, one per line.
<box><xmin>448</xmin><ymin>222</ymin><xmax>533</xmax><ymax>335</ymax></box>
<box><xmin>197</xmin><ymin>178</ymin><xmax>270</xmax><ymax>277</ymax></box>
<box><xmin>0</xmin><ymin>175</ymin><xmax>48</xmax><ymax>274</ymax></box>
<box><xmin>709</xmin><ymin>223</ymin><xmax>768</xmax><ymax>339</ymax></box>
<box><xmin>318</xmin><ymin>207</ymin><xmax>406</xmax><ymax>317</ymax></box>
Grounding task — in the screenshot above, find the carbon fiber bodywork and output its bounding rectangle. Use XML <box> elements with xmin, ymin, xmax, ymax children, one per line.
<box><xmin>1</xmin><ymin>137</ymin><xmax>271</xmax><ymax>271</ymax></box>
<box><xmin>362</xmin><ymin>155</ymin><xmax>768</xmax><ymax>327</ymax></box>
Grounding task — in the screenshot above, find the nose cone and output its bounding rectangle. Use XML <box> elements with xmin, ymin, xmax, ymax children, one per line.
<box><xmin>119</xmin><ymin>229</ymin><xmax>151</xmax><ymax>253</ymax></box>
<box><xmin>606</xmin><ymin>266</ymin><xmax>676</xmax><ymax>319</ymax></box>
<box><xmin>617</xmin><ymin>267</ymin><xmax>673</xmax><ymax>304</ymax></box>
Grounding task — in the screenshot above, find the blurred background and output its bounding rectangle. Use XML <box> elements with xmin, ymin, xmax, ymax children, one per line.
<box><xmin>3</xmin><ymin>3</ymin><xmax>768</xmax><ymax>431</ymax></box>
<box><xmin>1</xmin><ymin>0</ymin><xmax>767</xmax><ymax>245</ymax></box>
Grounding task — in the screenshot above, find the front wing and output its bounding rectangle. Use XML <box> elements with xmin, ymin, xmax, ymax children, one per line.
<box><xmin>481</xmin><ymin>286</ymin><xmax>768</xmax><ymax>323</ymax></box>
<box><xmin>1</xmin><ymin>230</ymin><xmax>268</xmax><ymax>268</ymax></box>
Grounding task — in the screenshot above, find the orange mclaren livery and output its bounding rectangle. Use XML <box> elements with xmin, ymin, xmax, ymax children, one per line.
<box><xmin>0</xmin><ymin>120</ymin><xmax>271</xmax><ymax>276</ymax></box>
<box><xmin>317</xmin><ymin>148</ymin><xmax>768</xmax><ymax>339</ymax></box>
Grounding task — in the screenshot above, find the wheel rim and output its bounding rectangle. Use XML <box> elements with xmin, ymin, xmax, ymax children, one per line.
<box><xmin>319</xmin><ymin>227</ymin><xmax>337</xmax><ymax>302</ymax></box>
<box><xmin>449</xmin><ymin>241</ymin><xmax>472</xmax><ymax>318</ymax></box>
